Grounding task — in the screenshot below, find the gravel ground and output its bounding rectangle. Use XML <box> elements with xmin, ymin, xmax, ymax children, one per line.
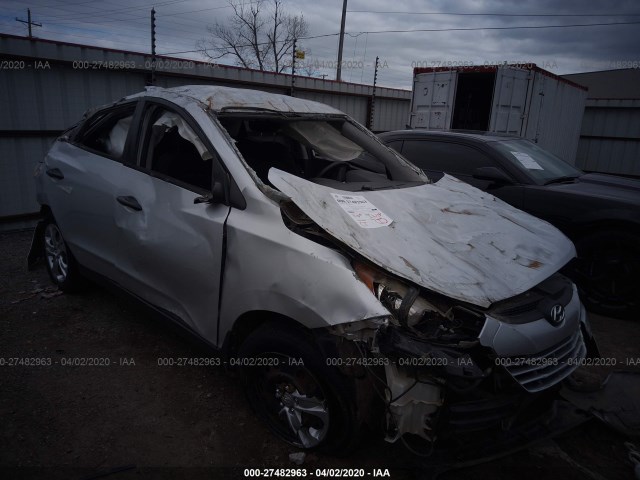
<box><xmin>1</xmin><ymin>229</ymin><xmax>639</xmax><ymax>480</ymax></box>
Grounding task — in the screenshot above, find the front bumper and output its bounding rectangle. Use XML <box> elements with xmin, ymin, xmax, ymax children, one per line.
<box><xmin>377</xmin><ymin>284</ymin><xmax>596</xmax><ymax>446</ymax></box>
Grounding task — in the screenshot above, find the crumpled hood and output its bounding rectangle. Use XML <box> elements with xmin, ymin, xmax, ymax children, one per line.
<box><xmin>269</xmin><ymin>170</ymin><xmax>576</xmax><ymax>308</ymax></box>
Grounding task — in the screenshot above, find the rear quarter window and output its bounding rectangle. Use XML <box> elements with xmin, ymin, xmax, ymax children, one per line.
<box><xmin>74</xmin><ymin>105</ymin><xmax>136</xmax><ymax>160</ymax></box>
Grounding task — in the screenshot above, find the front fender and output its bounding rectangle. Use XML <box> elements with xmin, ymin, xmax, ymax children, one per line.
<box><xmin>218</xmin><ymin>196</ymin><xmax>389</xmax><ymax>346</ymax></box>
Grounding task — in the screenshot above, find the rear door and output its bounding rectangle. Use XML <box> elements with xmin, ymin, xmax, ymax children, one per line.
<box><xmin>44</xmin><ymin>101</ymin><xmax>139</xmax><ymax>277</ymax></box>
<box><xmin>113</xmin><ymin>100</ymin><xmax>230</xmax><ymax>344</ymax></box>
<box><xmin>410</xmin><ymin>71</ymin><xmax>458</xmax><ymax>130</ymax></box>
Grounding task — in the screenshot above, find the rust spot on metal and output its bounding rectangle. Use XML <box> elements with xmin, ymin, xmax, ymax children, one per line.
<box><xmin>399</xmin><ymin>256</ymin><xmax>420</xmax><ymax>276</ymax></box>
<box><xmin>528</xmin><ymin>260</ymin><xmax>543</xmax><ymax>269</ymax></box>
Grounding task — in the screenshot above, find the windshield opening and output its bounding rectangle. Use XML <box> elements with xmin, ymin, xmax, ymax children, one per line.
<box><xmin>216</xmin><ymin>114</ymin><xmax>425</xmax><ymax>192</ymax></box>
<box><xmin>492</xmin><ymin>139</ymin><xmax>583</xmax><ymax>185</ymax></box>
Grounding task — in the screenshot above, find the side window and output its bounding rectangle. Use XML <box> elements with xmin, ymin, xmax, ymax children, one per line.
<box><xmin>402</xmin><ymin>140</ymin><xmax>495</xmax><ymax>176</ymax></box>
<box><xmin>384</xmin><ymin>140</ymin><xmax>403</xmax><ymax>153</ymax></box>
<box><xmin>76</xmin><ymin>106</ymin><xmax>136</xmax><ymax>159</ymax></box>
<box><xmin>141</xmin><ymin>106</ymin><xmax>214</xmax><ymax>192</ymax></box>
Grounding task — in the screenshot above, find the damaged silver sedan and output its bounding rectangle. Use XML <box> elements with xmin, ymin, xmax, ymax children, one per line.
<box><xmin>29</xmin><ymin>85</ymin><xmax>598</xmax><ymax>456</ymax></box>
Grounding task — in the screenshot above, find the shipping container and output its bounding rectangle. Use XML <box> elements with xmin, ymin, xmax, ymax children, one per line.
<box><xmin>409</xmin><ymin>65</ymin><xmax>588</xmax><ymax>163</ymax></box>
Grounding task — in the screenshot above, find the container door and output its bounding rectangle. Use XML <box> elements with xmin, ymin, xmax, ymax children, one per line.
<box><xmin>410</xmin><ymin>71</ymin><xmax>457</xmax><ymax>130</ymax></box>
<box><xmin>489</xmin><ymin>68</ymin><xmax>531</xmax><ymax>135</ymax></box>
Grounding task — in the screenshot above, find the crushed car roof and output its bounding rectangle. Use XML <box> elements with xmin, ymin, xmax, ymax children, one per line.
<box><xmin>137</xmin><ymin>85</ymin><xmax>343</xmax><ymax>115</ymax></box>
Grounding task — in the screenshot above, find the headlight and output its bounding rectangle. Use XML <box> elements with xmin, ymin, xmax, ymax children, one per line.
<box><xmin>353</xmin><ymin>260</ymin><xmax>451</xmax><ymax>329</ymax></box>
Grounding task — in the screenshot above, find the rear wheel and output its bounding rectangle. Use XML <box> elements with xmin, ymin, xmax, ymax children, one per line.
<box><xmin>573</xmin><ymin>231</ymin><xmax>640</xmax><ymax>319</ymax></box>
<box><xmin>43</xmin><ymin>219</ymin><xmax>81</xmax><ymax>292</ymax></box>
<box><xmin>238</xmin><ymin>324</ymin><xmax>361</xmax><ymax>453</ymax></box>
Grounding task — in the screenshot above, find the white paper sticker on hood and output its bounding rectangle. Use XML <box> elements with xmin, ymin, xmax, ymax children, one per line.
<box><xmin>331</xmin><ymin>194</ymin><xmax>393</xmax><ymax>228</ymax></box>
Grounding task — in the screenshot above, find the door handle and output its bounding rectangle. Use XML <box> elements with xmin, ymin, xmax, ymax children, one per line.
<box><xmin>116</xmin><ymin>196</ymin><xmax>142</xmax><ymax>211</ymax></box>
<box><xmin>46</xmin><ymin>168</ymin><xmax>64</xmax><ymax>180</ymax></box>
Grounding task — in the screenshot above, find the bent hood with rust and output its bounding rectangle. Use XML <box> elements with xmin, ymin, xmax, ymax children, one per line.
<box><xmin>269</xmin><ymin>170</ymin><xmax>576</xmax><ymax>308</ymax></box>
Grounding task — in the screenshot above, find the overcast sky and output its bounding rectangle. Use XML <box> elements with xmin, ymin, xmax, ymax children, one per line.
<box><xmin>1</xmin><ymin>0</ymin><xmax>639</xmax><ymax>89</ymax></box>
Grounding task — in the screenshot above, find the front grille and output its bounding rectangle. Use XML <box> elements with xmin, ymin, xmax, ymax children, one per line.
<box><xmin>501</xmin><ymin>330</ymin><xmax>587</xmax><ymax>393</ymax></box>
<box><xmin>497</xmin><ymin>299</ymin><xmax>540</xmax><ymax>317</ymax></box>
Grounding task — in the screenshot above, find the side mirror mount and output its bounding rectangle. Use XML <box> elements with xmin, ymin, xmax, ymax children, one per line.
<box><xmin>473</xmin><ymin>166</ymin><xmax>513</xmax><ymax>184</ymax></box>
<box><xmin>194</xmin><ymin>181</ymin><xmax>226</xmax><ymax>204</ymax></box>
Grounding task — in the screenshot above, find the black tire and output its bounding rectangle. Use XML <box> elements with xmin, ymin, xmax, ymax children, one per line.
<box><xmin>238</xmin><ymin>323</ymin><xmax>361</xmax><ymax>454</ymax></box>
<box><xmin>572</xmin><ymin>230</ymin><xmax>640</xmax><ymax>319</ymax></box>
<box><xmin>42</xmin><ymin>218</ymin><xmax>81</xmax><ymax>292</ymax></box>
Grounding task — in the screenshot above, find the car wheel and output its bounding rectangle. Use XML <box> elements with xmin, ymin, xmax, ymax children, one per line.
<box><xmin>238</xmin><ymin>323</ymin><xmax>361</xmax><ymax>453</ymax></box>
<box><xmin>43</xmin><ymin>219</ymin><xmax>80</xmax><ymax>292</ymax></box>
<box><xmin>573</xmin><ymin>231</ymin><xmax>640</xmax><ymax>319</ymax></box>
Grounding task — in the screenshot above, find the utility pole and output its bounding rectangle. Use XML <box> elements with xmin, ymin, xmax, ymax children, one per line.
<box><xmin>150</xmin><ymin>8</ymin><xmax>156</xmax><ymax>86</ymax></box>
<box><xmin>290</xmin><ymin>37</ymin><xmax>297</xmax><ymax>96</ymax></box>
<box><xmin>336</xmin><ymin>0</ymin><xmax>347</xmax><ymax>81</ymax></box>
<box><xmin>15</xmin><ymin>8</ymin><xmax>41</xmax><ymax>39</ymax></box>
<box><xmin>369</xmin><ymin>56</ymin><xmax>379</xmax><ymax>130</ymax></box>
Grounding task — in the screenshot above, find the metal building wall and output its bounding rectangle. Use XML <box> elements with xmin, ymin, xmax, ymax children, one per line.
<box><xmin>575</xmin><ymin>99</ymin><xmax>640</xmax><ymax>176</ymax></box>
<box><xmin>0</xmin><ymin>34</ymin><xmax>411</xmax><ymax>226</ymax></box>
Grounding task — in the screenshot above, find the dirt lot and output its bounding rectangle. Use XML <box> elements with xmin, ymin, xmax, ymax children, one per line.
<box><xmin>1</xmin><ymin>229</ymin><xmax>639</xmax><ymax>480</ymax></box>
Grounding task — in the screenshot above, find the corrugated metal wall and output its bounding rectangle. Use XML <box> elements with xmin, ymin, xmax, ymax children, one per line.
<box><xmin>0</xmin><ymin>34</ymin><xmax>411</xmax><ymax>225</ymax></box>
<box><xmin>575</xmin><ymin>99</ymin><xmax>640</xmax><ymax>176</ymax></box>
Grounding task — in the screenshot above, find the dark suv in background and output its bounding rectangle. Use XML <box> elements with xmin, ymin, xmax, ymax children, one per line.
<box><xmin>380</xmin><ymin>130</ymin><xmax>640</xmax><ymax>319</ymax></box>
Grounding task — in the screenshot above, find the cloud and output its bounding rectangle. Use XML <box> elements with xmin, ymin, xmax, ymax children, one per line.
<box><xmin>1</xmin><ymin>0</ymin><xmax>638</xmax><ymax>88</ymax></box>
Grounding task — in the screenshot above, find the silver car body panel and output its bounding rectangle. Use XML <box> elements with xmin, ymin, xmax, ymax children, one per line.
<box><xmin>479</xmin><ymin>286</ymin><xmax>582</xmax><ymax>357</ymax></box>
<box><xmin>37</xmin><ymin>91</ymin><xmax>391</xmax><ymax>347</ymax></box>
<box><xmin>42</xmin><ymin>141</ymin><xmax>128</xmax><ymax>280</ymax></box>
<box><xmin>218</xmin><ymin>184</ymin><xmax>392</xmax><ymax>343</ymax></box>
<box><xmin>161</xmin><ymin>92</ymin><xmax>392</xmax><ymax>343</ymax></box>
<box><xmin>479</xmin><ymin>287</ymin><xmax>588</xmax><ymax>392</ymax></box>
<box><xmin>112</xmin><ymin>167</ymin><xmax>230</xmax><ymax>343</ymax></box>
<box><xmin>269</xmin><ymin>169</ymin><xmax>576</xmax><ymax>308</ymax></box>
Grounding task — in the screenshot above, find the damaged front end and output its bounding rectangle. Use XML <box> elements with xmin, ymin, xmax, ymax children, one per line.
<box><xmin>324</xmin><ymin>257</ymin><xmax>598</xmax><ymax>459</ymax></box>
<box><xmin>257</xmin><ymin>116</ymin><xmax>600</xmax><ymax>458</ymax></box>
<box><xmin>277</xmin><ymin>191</ymin><xmax>597</xmax><ymax>457</ymax></box>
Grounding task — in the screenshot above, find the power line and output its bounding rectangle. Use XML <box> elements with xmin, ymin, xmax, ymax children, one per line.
<box><xmin>4</xmin><ymin>9</ymin><xmax>638</xmax><ymax>62</ymax></box>
<box><xmin>35</xmin><ymin>0</ymin><xmax>198</xmax><ymax>21</ymax></box>
<box><xmin>353</xmin><ymin>20</ymin><xmax>640</xmax><ymax>35</ymax></box>
<box><xmin>36</xmin><ymin>0</ymin><xmax>257</xmax><ymax>22</ymax></box>
<box><xmin>45</xmin><ymin>14</ymin><xmax>150</xmax><ymax>25</ymax></box>
<box><xmin>157</xmin><ymin>1</ymin><xmax>261</xmax><ymax>17</ymax></box>
<box><xmin>23</xmin><ymin>28</ymin><xmax>151</xmax><ymax>49</ymax></box>
<box><xmin>347</xmin><ymin>10</ymin><xmax>640</xmax><ymax>17</ymax></box>
<box><xmin>38</xmin><ymin>22</ymin><xmax>200</xmax><ymax>45</ymax></box>
<box><xmin>28</xmin><ymin>17</ymin><xmax>635</xmax><ymax>57</ymax></box>
<box><xmin>159</xmin><ymin>32</ymin><xmax>341</xmax><ymax>55</ymax></box>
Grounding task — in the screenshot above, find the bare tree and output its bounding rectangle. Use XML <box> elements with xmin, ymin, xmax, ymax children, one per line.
<box><xmin>198</xmin><ymin>0</ymin><xmax>308</xmax><ymax>73</ymax></box>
